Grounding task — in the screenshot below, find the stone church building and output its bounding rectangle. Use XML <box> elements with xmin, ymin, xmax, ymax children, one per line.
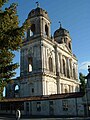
<box><xmin>6</xmin><ymin>5</ymin><xmax>79</xmax><ymax>98</ymax></box>
<box><xmin>0</xmin><ymin>5</ymin><xmax>90</xmax><ymax>117</ymax></box>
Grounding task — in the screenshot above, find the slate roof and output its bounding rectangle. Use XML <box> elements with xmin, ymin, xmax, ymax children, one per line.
<box><xmin>0</xmin><ymin>92</ymin><xmax>85</xmax><ymax>103</ymax></box>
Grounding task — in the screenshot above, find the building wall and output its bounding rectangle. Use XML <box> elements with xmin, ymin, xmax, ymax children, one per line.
<box><xmin>20</xmin><ymin>75</ymin><xmax>42</xmax><ymax>97</ymax></box>
<box><xmin>23</xmin><ymin>98</ymin><xmax>84</xmax><ymax>116</ymax></box>
<box><xmin>6</xmin><ymin>34</ymin><xmax>80</xmax><ymax>97</ymax></box>
<box><xmin>77</xmin><ymin>98</ymin><xmax>84</xmax><ymax>116</ymax></box>
<box><xmin>0</xmin><ymin>96</ymin><xmax>85</xmax><ymax>117</ymax></box>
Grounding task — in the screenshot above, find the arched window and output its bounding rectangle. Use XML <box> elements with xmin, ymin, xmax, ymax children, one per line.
<box><xmin>15</xmin><ymin>85</ymin><xmax>19</xmax><ymax>91</ymax></box>
<box><xmin>64</xmin><ymin>38</ymin><xmax>66</xmax><ymax>43</ymax></box>
<box><xmin>28</xmin><ymin>57</ymin><xmax>33</xmax><ymax>72</ymax></box>
<box><xmin>30</xmin><ymin>24</ymin><xmax>35</xmax><ymax>36</ymax></box>
<box><xmin>3</xmin><ymin>87</ymin><xmax>6</xmax><ymax>97</ymax></box>
<box><xmin>45</xmin><ymin>24</ymin><xmax>49</xmax><ymax>36</ymax></box>
<box><xmin>69</xmin><ymin>42</ymin><xmax>71</xmax><ymax>50</ymax></box>
<box><xmin>14</xmin><ymin>84</ymin><xmax>20</xmax><ymax>98</ymax></box>
<box><xmin>49</xmin><ymin>57</ymin><xmax>53</xmax><ymax>72</ymax></box>
<box><xmin>63</xmin><ymin>59</ymin><xmax>66</xmax><ymax>76</ymax></box>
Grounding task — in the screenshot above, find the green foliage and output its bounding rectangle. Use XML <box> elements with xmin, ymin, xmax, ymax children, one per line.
<box><xmin>0</xmin><ymin>0</ymin><xmax>30</xmax><ymax>99</ymax></box>
<box><xmin>0</xmin><ymin>0</ymin><xmax>8</xmax><ymax>7</ymax></box>
<box><xmin>79</xmin><ymin>72</ymin><xmax>86</xmax><ymax>92</ymax></box>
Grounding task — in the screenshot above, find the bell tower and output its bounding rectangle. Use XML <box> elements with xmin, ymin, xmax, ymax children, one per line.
<box><xmin>27</xmin><ymin>3</ymin><xmax>51</xmax><ymax>40</ymax></box>
<box><xmin>20</xmin><ymin>4</ymin><xmax>52</xmax><ymax>97</ymax></box>
<box><xmin>20</xmin><ymin>4</ymin><xmax>51</xmax><ymax>77</ymax></box>
<box><xmin>54</xmin><ymin>23</ymin><xmax>72</xmax><ymax>52</ymax></box>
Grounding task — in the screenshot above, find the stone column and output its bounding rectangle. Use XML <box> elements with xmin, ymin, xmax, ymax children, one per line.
<box><xmin>54</xmin><ymin>45</ymin><xmax>60</xmax><ymax>93</ymax></box>
<box><xmin>70</xmin><ymin>59</ymin><xmax>72</xmax><ymax>78</ymax></box>
<box><xmin>41</xmin><ymin>42</ymin><xmax>44</xmax><ymax>72</ymax></box>
<box><xmin>42</xmin><ymin>46</ymin><xmax>46</xmax><ymax>71</ymax></box>
<box><xmin>45</xmin><ymin>47</ymin><xmax>48</xmax><ymax>70</ymax></box>
<box><xmin>76</xmin><ymin>64</ymin><xmax>78</xmax><ymax>80</ymax></box>
<box><xmin>57</xmin><ymin>76</ymin><xmax>60</xmax><ymax>94</ymax></box>
<box><xmin>61</xmin><ymin>83</ymin><xmax>64</xmax><ymax>93</ymax></box>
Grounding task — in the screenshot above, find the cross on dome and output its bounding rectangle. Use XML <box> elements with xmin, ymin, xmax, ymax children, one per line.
<box><xmin>59</xmin><ymin>21</ymin><xmax>62</xmax><ymax>28</ymax></box>
<box><xmin>36</xmin><ymin>1</ymin><xmax>40</xmax><ymax>8</ymax></box>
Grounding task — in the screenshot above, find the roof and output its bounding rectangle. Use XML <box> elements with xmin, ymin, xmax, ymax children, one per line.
<box><xmin>28</xmin><ymin>7</ymin><xmax>50</xmax><ymax>21</ymax></box>
<box><xmin>0</xmin><ymin>92</ymin><xmax>85</xmax><ymax>103</ymax></box>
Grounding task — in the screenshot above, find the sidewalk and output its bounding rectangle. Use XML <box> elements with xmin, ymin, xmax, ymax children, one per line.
<box><xmin>0</xmin><ymin>114</ymin><xmax>90</xmax><ymax>120</ymax></box>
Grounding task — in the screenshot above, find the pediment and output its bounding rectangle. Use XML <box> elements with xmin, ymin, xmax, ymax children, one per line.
<box><xmin>60</xmin><ymin>44</ymin><xmax>72</xmax><ymax>54</ymax></box>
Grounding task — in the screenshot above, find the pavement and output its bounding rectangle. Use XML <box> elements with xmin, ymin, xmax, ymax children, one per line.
<box><xmin>0</xmin><ymin>115</ymin><xmax>90</xmax><ymax>120</ymax></box>
<box><xmin>0</xmin><ymin>116</ymin><xmax>90</xmax><ymax>120</ymax></box>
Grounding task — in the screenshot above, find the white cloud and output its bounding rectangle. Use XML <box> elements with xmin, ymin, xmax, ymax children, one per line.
<box><xmin>79</xmin><ymin>61</ymin><xmax>90</xmax><ymax>70</ymax></box>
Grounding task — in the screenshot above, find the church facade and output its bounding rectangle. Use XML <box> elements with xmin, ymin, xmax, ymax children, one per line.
<box><xmin>6</xmin><ymin>5</ymin><xmax>79</xmax><ymax>98</ymax></box>
<box><xmin>1</xmin><ymin>5</ymin><xmax>90</xmax><ymax>117</ymax></box>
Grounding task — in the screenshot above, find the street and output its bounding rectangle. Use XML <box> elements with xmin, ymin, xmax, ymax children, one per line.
<box><xmin>0</xmin><ymin>116</ymin><xmax>90</xmax><ymax>120</ymax></box>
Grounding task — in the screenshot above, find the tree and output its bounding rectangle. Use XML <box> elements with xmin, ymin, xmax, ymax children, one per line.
<box><xmin>0</xmin><ymin>0</ymin><xmax>30</xmax><ymax>99</ymax></box>
<box><xmin>79</xmin><ymin>72</ymin><xmax>86</xmax><ymax>92</ymax></box>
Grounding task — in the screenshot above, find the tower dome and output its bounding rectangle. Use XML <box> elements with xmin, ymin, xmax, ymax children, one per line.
<box><xmin>54</xmin><ymin>25</ymin><xmax>72</xmax><ymax>51</ymax></box>
<box><xmin>27</xmin><ymin>5</ymin><xmax>51</xmax><ymax>39</ymax></box>
<box><xmin>28</xmin><ymin>7</ymin><xmax>50</xmax><ymax>21</ymax></box>
<box><xmin>54</xmin><ymin>26</ymin><xmax>70</xmax><ymax>38</ymax></box>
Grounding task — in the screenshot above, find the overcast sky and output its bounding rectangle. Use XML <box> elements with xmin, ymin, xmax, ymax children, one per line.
<box><xmin>4</xmin><ymin>0</ymin><xmax>90</xmax><ymax>76</ymax></box>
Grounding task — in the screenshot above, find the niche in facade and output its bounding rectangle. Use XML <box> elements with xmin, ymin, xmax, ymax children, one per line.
<box><xmin>65</xmin><ymin>88</ymin><xmax>68</xmax><ymax>93</ymax></box>
<box><xmin>69</xmin><ymin>60</ymin><xmax>72</xmax><ymax>77</ymax></box>
<box><xmin>49</xmin><ymin>57</ymin><xmax>53</xmax><ymax>72</ymax></box>
<box><xmin>30</xmin><ymin>24</ymin><xmax>35</xmax><ymax>36</ymax></box>
<box><xmin>63</xmin><ymin>59</ymin><xmax>66</xmax><ymax>76</ymax></box>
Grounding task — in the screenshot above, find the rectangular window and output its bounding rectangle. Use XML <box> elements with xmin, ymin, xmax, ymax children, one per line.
<box><xmin>49</xmin><ymin>101</ymin><xmax>53</xmax><ymax>105</ymax></box>
<box><xmin>36</xmin><ymin>102</ymin><xmax>41</xmax><ymax>112</ymax></box>
<box><xmin>26</xmin><ymin>102</ymin><xmax>29</xmax><ymax>112</ymax></box>
<box><xmin>20</xmin><ymin>103</ymin><xmax>24</xmax><ymax>110</ymax></box>
<box><xmin>62</xmin><ymin>100</ymin><xmax>68</xmax><ymax>111</ymax></box>
<box><xmin>32</xmin><ymin>88</ymin><xmax>34</xmax><ymax>93</ymax></box>
<box><xmin>49</xmin><ymin>101</ymin><xmax>54</xmax><ymax>115</ymax></box>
